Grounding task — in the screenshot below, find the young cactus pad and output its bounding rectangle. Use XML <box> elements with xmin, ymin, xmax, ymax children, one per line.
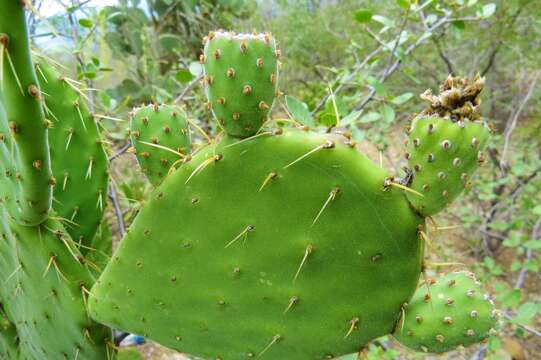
<box><xmin>202</xmin><ymin>31</ymin><xmax>279</xmax><ymax>138</ymax></box>
<box><xmin>394</xmin><ymin>271</ymin><xmax>497</xmax><ymax>353</ymax></box>
<box><xmin>130</xmin><ymin>104</ymin><xmax>191</xmax><ymax>186</ymax></box>
<box><xmin>0</xmin><ymin>1</ymin><xmax>53</xmax><ymax>226</ymax></box>
<box><xmin>38</xmin><ymin>61</ymin><xmax>109</xmax><ymax>246</ymax></box>
<box><xmin>90</xmin><ymin>129</ymin><xmax>424</xmax><ymax>359</ymax></box>
<box><xmin>404</xmin><ymin>75</ymin><xmax>490</xmax><ymax>216</ymax></box>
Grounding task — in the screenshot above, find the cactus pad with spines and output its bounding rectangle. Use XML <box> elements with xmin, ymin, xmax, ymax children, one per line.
<box><xmin>38</xmin><ymin>61</ymin><xmax>109</xmax><ymax>247</ymax></box>
<box><xmin>0</xmin><ymin>210</ymin><xmax>110</xmax><ymax>359</ymax></box>
<box><xmin>90</xmin><ymin>129</ymin><xmax>424</xmax><ymax>359</ymax></box>
<box><xmin>130</xmin><ymin>104</ymin><xmax>191</xmax><ymax>186</ymax></box>
<box><xmin>404</xmin><ymin>75</ymin><xmax>490</xmax><ymax>216</ymax></box>
<box><xmin>203</xmin><ymin>31</ymin><xmax>279</xmax><ymax>138</ymax></box>
<box><xmin>0</xmin><ymin>1</ymin><xmax>53</xmax><ymax>226</ymax></box>
<box><xmin>394</xmin><ymin>271</ymin><xmax>497</xmax><ymax>353</ymax></box>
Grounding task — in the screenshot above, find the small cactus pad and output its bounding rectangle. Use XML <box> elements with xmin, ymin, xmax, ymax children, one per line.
<box><xmin>203</xmin><ymin>31</ymin><xmax>279</xmax><ymax>138</ymax></box>
<box><xmin>404</xmin><ymin>75</ymin><xmax>490</xmax><ymax>216</ymax></box>
<box><xmin>38</xmin><ymin>61</ymin><xmax>109</xmax><ymax>246</ymax></box>
<box><xmin>130</xmin><ymin>104</ymin><xmax>191</xmax><ymax>186</ymax></box>
<box><xmin>0</xmin><ymin>209</ymin><xmax>111</xmax><ymax>359</ymax></box>
<box><xmin>0</xmin><ymin>2</ymin><xmax>53</xmax><ymax>225</ymax></box>
<box><xmin>394</xmin><ymin>271</ymin><xmax>497</xmax><ymax>353</ymax></box>
<box><xmin>90</xmin><ymin>129</ymin><xmax>424</xmax><ymax>359</ymax></box>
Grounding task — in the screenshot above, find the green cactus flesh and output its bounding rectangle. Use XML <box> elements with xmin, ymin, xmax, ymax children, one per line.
<box><xmin>404</xmin><ymin>75</ymin><xmax>490</xmax><ymax>216</ymax></box>
<box><xmin>0</xmin><ymin>2</ymin><xmax>53</xmax><ymax>226</ymax></box>
<box><xmin>37</xmin><ymin>62</ymin><xmax>109</xmax><ymax>246</ymax></box>
<box><xmin>90</xmin><ymin>128</ymin><xmax>424</xmax><ymax>359</ymax></box>
<box><xmin>0</xmin><ymin>303</ymin><xmax>18</xmax><ymax>359</ymax></box>
<box><xmin>203</xmin><ymin>31</ymin><xmax>279</xmax><ymax>138</ymax></box>
<box><xmin>394</xmin><ymin>271</ymin><xmax>497</xmax><ymax>353</ymax></box>
<box><xmin>0</xmin><ymin>209</ymin><xmax>110</xmax><ymax>359</ymax></box>
<box><xmin>130</xmin><ymin>104</ymin><xmax>191</xmax><ymax>186</ymax></box>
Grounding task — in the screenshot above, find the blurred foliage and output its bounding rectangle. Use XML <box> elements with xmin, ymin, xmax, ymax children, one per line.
<box><xmin>31</xmin><ymin>0</ymin><xmax>540</xmax><ymax>358</ymax></box>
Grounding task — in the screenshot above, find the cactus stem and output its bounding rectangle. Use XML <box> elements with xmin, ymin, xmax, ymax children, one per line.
<box><xmin>185</xmin><ymin>154</ymin><xmax>222</xmax><ymax>184</ymax></box>
<box><xmin>312</xmin><ymin>187</ymin><xmax>340</xmax><ymax>226</ymax></box>
<box><xmin>293</xmin><ymin>244</ymin><xmax>313</xmax><ymax>282</ymax></box>
<box><xmin>5</xmin><ymin>49</ymin><xmax>23</xmax><ymax>94</ymax></box>
<box><xmin>224</xmin><ymin>131</ymin><xmax>273</xmax><ymax>149</ymax></box>
<box><xmin>283</xmin><ymin>296</ymin><xmax>299</xmax><ymax>313</ymax></box>
<box><xmin>283</xmin><ymin>140</ymin><xmax>334</xmax><ymax>169</ymax></box>
<box><xmin>224</xmin><ymin>225</ymin><xmax>254</xmax><ymax>248</ymax></box>
<box><xmin>138</xmin><ymin>140</ymin><xmax>188</xmax><ymax>158</ymax></box>
<box><xmin>344</xmin><ymin>317</ymin><xmax>359</xmax><ymax>338</ymax></box>
<box><xmin>258</xmin><ymin>334</ymin><xmax>281</xmax><ymax>357</ymax></box>
<box><xmin>258</xmin><ymin>171</ymin><xmax>278</xmax><ymax>192</ymax></box>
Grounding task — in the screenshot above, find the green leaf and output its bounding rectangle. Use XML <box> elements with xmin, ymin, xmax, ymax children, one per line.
<box><xmin>390</xmin><ymin>92</ymin><xmax>413</xmax><ymax>105</ymax></box>
<box><xmin>286</xmin><ymin>96</ymin><xmax>315</xmax><ymax>126</ymax></box>
<box><xmin>532</xmin><ymin>205</ymin><xmax>541</xmax><ymax>215</ymax></box>
<box><xmin>341</xmin><ymin>111</ymin><xmax>362</xmax><ymax>126</ymax></box>
<box><xmin>396</xmin><ymin>0</ymin><xmax>409</xmax><ymax>9</ymax></box>
<box><xmin>380</xmin><ymin>105</ymin><xmax>395</xmax><ymax>123</ymax></box>
<box><xmin>497</xmin><ymin>289</ymin><xmax>521</xmax><ymax>307</ymax></box>
<box><xmin>189</xmin><ymin>62</ymin><xmax>203</xmax><ymax>76</ymax></box>
<box><xmin>523</xmin><ymin>240</ymin><xmax>541</xmax><ymax>250</ymax></box>
<box><xmin>481</xmin><ymin>3</ymin><xmax>496</xmax><ymax>18</ymax></box>
<box><xmin>359</xmin><ymin>112</ymin><xmax>381</xmax><ymax>123</ymax></box>
<box><xmin>78</xmin><ymin>18</ymin><xmax>93</xmax><ymax>28</ymax></box>
<box><xmin>354</xmin><ymin>9</ymin><xmax>373</xmax><ymax>23</ymax></box>
<box><xmin>176</xmin><ymin>69</ymin><xmax>194</xmax><ymax>83</ymax></box>
<box><xmin>513</xmin><ymin>302</ymin><xmax>539</xmax><ymax>324</ymax></box>
<box><xmin>319</xmin><ymin>112</ymin><xmax>337</xmax><ymax>127</ymax></box>
<box><xmin>372</xmin><ymin>15</ymin><xmax>394</xmax><ymax>28</ymax></box>
<box><xmin>452</xmin><ymin>20</ymin><xmax>466</xmax><ymax>30</ymax></box>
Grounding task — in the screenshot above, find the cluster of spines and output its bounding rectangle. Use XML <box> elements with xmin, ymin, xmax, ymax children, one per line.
<box><xmin>202</xmin><ymin>30</ymin><xmax>280</xmax><ymax>138</ymax></box>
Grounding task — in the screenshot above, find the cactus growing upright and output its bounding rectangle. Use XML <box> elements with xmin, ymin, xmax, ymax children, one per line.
<box><xmin>89</xmin><ymin>32</ymin><xmax>497</xmax><ymax>359</ymax></box>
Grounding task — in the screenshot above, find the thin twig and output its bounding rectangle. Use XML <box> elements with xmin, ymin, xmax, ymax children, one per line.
<box><xmin>500</xmin><ymin>70</ymin><xmax>540</xmax><ymax>172</ymax></box>
<box><xmin>515</xmin><ymin>216</ymin><xmax>541</xmax><ymax>289</ymax></box>
<box><xmin>108</xmin><ymin>141</ymin><xmax>131</xmax><ymax>162</ymax></box>
<box><xmin>174</xmin><ymin>74</ymin><xmax>203</xmax><ymax>104</ymax></box>
<box><xmin>501</xmin><ymin>311</ymin><xmax>541</xmax><ymax>337</ymax></box>
<box><xmin>108</xmin><ymin>183</ymin><xmax>126</xmax><ymax>237</ymax></box>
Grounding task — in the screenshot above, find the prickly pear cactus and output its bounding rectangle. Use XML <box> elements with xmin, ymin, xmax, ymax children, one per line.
<box><xmin>394</xmin><ymin>271</ymin><xmax>497</xmax><ymax>353</ymax></box>
<box><xmin>38</xmin><ymin>61</ymin><xmax>109</xmax><ymax>246</ymax></box>
<box><xmin>130</xmin><ymin>104</ymin><xmax>191</xmax><ymax>186</ymax></box>
<box><xmin>0</xmin><ymin>210</ymin><xmax>111</xmax><ymax>359</ymax></box>
<box><xmin>202</xmin><ymin>31</ymin><xmax>279</xmax><ymax>137</ymax></box>
<box><xmin>0</xmin><ymin>1</ymin><xmax>53</xmax><ymax>226</ymax></box>
<box><xmin>404</xmin><ymin>75</ymin><xmax>490</xmax><ymax>216</ymax></box>
<box><xmin>89</xmin><ymin>31</ymin><xmax>495</xmax><ymax>359</ymax></box>
<box><xmin>0</xmin><ymin>303</ymin><xmax>18</xmax><ymax>359</ymax></box>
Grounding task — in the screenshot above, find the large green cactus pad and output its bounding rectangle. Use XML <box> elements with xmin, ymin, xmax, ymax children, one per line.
<box><xmin>394</xmin><ymin>271</ymin><xmax>497</xmax><ymax>353</ymax></box>
<box><xmin>90</xmin><ymin>129</ymin><xmax>424</xmax><ymax>359</ymax></box>
<box><xmin>0</xmin><ymin>303</ymin><xmax>18</xmax><ymax>359</ymax></box>
<box><xmin>203</xmin><ymin>31</ymin><xmax>279</xmax><ymax>138</ymax></box>
<box><xmin>38</xmin><ymin>62</ymin><xmax>109</xmax><ymax>246</ymax></box>
<box><xmin>0</xmin><ymin>2</ymin><xmax>53</xmax><ymax>226</ymax></box>
<box><xmin>0</xmin><ymin>209</ymin><xmax>110</xmax><ymax>359</ymax></box>
<box><xmin>130</xmin><ymin>104</ymin><xmax>191</xmax><ymax>186</ymax></box>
